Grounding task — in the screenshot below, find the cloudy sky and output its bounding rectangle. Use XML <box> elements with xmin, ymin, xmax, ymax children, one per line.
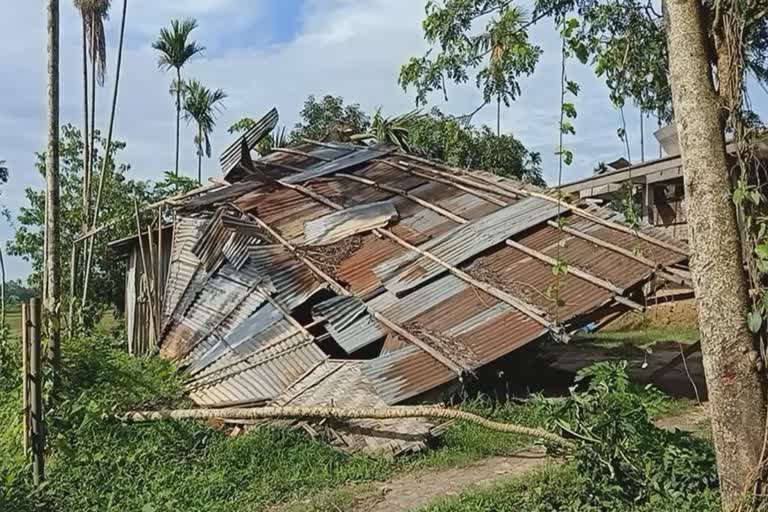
<box><xmin>1</xmin><ymin>0</ymin><xmax>766</xmax><ymax>281</ymax></box>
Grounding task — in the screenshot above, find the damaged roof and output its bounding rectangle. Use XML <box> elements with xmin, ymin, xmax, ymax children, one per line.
<box><xmin>150</xmin><ymin>114</ymin><xmax>689</xmax><ymax>454</ymax></box>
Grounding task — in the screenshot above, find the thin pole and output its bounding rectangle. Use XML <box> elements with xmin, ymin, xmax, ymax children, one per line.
<box><xmin>66</xmin><ymin>240</ymin><xmax>78</xmax><ymax>338</ymax></box>
<box><xmin>21</xmin><ymin>303</ymin><xmax>29</xmax><ymax>453</ymax></box>
<box><xmin>640</xmin><ymin>110</ymin><xmax>645</xmax><ymax>163</ymax></box>
<box><xmin>81</xmin><ymin>0</ymin><xmax>128</xmax><ymax>314</ymax></box>
<box><xmin>29</xmin><ymin>298</ymin><xmax>45</xmax><ymax>485</ymax></box>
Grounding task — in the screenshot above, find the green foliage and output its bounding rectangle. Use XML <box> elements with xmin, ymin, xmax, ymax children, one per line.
<box><xmin>400</xmin><ymin>1</ymin><xmax>541</xmax><ymax>107</ymax></box>
<box><xmin>182</xmin><ymin>80</ymin><xmax>227</xmax><ymax>161</ymax></box>
<box><xmin>3</xmin><ymin>280</ymin><xmax>36</xmax><ymax>306</ymax></box>
<box><xmin>544</xmin><ymin>362</ymin><xmax>717</xmax><ymax>507</ymax></box>
<box><xmin>152</xmin><ymin>18</ymin><xmax>205</xmax><ymax>73</ymax></box>
<box><xmin>227</xmin><ymin>117</ymin><xmax>255</xmax><ymax>134</ymax></box>
<box><xmin>352</xmin><ymin>108</ymin><xmax>427</xmax><ymax>153</ymax></box>
<box><xmin>408</xmin><ymin>110</ymin><xmax>545</xmax><ymax>185</ymax></box>
<box><xmin>416</xmin><ymin>464</ymin><xmax>720</xmax><ymax>511</ymax></box>
<box><xmin>6</xmin><ymin>125</ymin><xmax>194</xmax><ymax>315</ymax></box>
<box><xmin>291</xmin><ymin>95</ymin><xmax>370</xmax><ymax>143</ymax></box>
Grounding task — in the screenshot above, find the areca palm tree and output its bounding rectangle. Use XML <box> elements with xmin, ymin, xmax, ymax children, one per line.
<box><xmin>182</xmin><ymin>80</ymin><xmax>226</xmax><ymax>183</ymax></box>
<box><xmin>153</xmin><ymin>19</ymin><xmax>205</xmax><ymax>177</ymax></box>
<box><xmin>351</xmin><ymin>108</ymin><xmax>425</xmax><ymax>153</ymax></box>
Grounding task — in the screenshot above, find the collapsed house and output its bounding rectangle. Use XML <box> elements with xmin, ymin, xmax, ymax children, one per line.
<box><xmin>110</xmin><ymin>110</ymin><xmax>691</xmax><ymax>454</ymax></box>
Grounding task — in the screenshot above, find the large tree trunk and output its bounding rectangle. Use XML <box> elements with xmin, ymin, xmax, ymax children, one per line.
<box><xmin>46</xmin><ymin>0</ymin><xmax>61</xmax><ymax>385</ymax></box>
<box><xmin>175</xmin><ymin>68</ymin><xmax>181</xmax><ymax>177</ymax></box>
<box><xmin>665</xmin><ymin>0</ymin><xmax>767</xmax><ymax>507</ymax></box>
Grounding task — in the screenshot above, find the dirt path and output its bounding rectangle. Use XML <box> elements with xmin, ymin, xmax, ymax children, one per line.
<box><xmin>354</xmin><ymin>448</ymin><xmax>551</xmax><ymax>512</ymax></box>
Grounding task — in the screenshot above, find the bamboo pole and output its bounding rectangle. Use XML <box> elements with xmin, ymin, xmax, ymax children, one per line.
<box><xmin>114</xmin><ymin>405</ymin><xmax>573</xmax><ymax>448</ymax></box>
<box><xmin>29</xmin><ymin>298</ymin><xmax>44</xmax><ymax>485</ymax></box>
<box><xmin>21</xmin><ymin>304</ymin><xmax>29</xmax><ymax>452</ymax></box>
<box><xmin>133</xmin><ymin>202</ymin><xmax>157</xmax><ymax>350</ymax></box>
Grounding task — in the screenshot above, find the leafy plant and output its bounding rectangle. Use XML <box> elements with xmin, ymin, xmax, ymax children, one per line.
<box><xmin>543</xmin><ymin>362</ymin><xmax>717</xmax><ymax>507</ymax></box>
<box><xmin>351</xmin><ymin>108</ymin><xmax>427</xmax><ymax>153</ymax></box>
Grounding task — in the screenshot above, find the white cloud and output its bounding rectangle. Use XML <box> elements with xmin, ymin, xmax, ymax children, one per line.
<box><xmin>0</xmin><ymin>0</ymin><xmax>690</xmax><ymax>280</ymax></box>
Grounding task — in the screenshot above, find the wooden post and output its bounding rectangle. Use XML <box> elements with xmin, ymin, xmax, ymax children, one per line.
<box><xmin>21</xmin><ymin>303</ymin><xmax>29</xmax><ymax>452</ymax></box>
<box><xmin>29</xmin><ymin>298</ymin><xmax>45</xmax><ymax>485</ymax></box>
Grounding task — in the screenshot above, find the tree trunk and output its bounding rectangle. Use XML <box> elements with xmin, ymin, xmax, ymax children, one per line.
<box><xmin>197</xmin><ymin>124</ymin><xmax>202</xmax><ymax>184</ymax></box>
<box><xmin>70</xmin><ymin>17</ymin><xmax>91</xmax><ymax>337</ymax></box>
<box><xmin>46</xmin><ymin>0</ymin><xmax>61</xmax><ymax>385</ymax></box>
<box><xmin>664</xmin><ymin>0</ymin><xmax>767</xmax><ymax>507</ymax></box>
<box><xmin>81</xmin><ymin>18</ymin><xmax>90</xmax><ymax>224</ymax></box>
<box><xmin>0</xmin><ymin>246</ymin><xmax>5</xmax><ymax>331</ymax></box>
<box><xmin>175</xmin><ymin>68</ymin><xmax>181</xmax><ymax>177</ymax></box>
<box><xmin>89</xmin><ymin>17</ymin><xmax>96</xmax><ymax>179</ymax></box>
<box><xmin>82</xmin><ymin>0</ymin><xmax>128</xmax><ymax>315</ymax></box>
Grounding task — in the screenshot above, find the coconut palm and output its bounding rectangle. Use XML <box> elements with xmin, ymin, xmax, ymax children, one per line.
<box><xmin>351</xmin><ymin>108</ymin><xmax>425</xmax><ymax>153</ymax></box>
<box><xmin>153</xmin><ymin>19</ymin><xmax>205</xmax><ymax>177</ymax></box>
<box><xmin>182</xmin><ymin>80</ymin><xmax>227</xmax><ymax>183</ymax></box>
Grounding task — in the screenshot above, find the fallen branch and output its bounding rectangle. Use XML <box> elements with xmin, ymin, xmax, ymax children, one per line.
<box><xmin>112</xmin><ymin>405</ymin><xmax>574</xmax><ymax>448</ymax></box>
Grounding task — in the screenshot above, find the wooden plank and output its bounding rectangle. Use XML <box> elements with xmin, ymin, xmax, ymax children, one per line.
<box><xmin>547</xmin><ymin>221</ymin><xmax>659</xmax><ymax>268</ymax></box>
<box><xmin>29</xmin><ymin>298</ymin><xmax>44</xmax><ymax>485</ymax></box>
<box><xmin>21</xmin><ymin>303</ymin><xmax>29</xmax><ymax>452</ymax></box>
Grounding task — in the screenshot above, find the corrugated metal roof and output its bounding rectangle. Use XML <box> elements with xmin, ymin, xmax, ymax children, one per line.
<box><xmin>312</xmin><ymin>296</ymin><xmax>385</xmax><ymax>353</ymax></box>
<box><xmin>304</xmin><ymin>201</ymin><xmax>398</xmax><ymax>246</ymax></box>
<box><xmin>141</xmin><ymin>139</ymin><xmax>692</xmax><ymax>454</ymax></box>
<box><xmin>375</xmin><ymin>197</ymin><xmax>561</xmax><ymax>296</ymax></box>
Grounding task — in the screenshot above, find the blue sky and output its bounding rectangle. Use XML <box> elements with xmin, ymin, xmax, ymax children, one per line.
<box><xmin>1</xmin><ymin>0</ymin><xmax>767</xmax><ymax>282</ymax></box>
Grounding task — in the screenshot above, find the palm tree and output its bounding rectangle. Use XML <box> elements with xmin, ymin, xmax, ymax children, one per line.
<box><xmin>153</xmin><ymin>19</ymin><xmax>205</xmax><ymax>177</ymax></box>
<box><xmin>75</xmin><ymin>0</ymin><xmax>110</xmax><ymax>191</ymax></box>
<box><xmin>182</xmin><ymin>80</ymin><xmax>226</xmax><ymax>183</ymax></box>
<box><xmin>351</xmin><ymin>108</ymin><xmax>425</xmax><ymax>153</ymax></box>
<box><xmin>81</xmin><ymin>0</ymin><xmax>127</xmax><ymax>322</ymax></box>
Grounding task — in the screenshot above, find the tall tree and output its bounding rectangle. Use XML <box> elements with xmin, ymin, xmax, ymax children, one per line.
<box><xmin>46</xmin><ymin>0</ymin><xmax>61</xmax><ymax>384</ymax></box>
<box><xmin>81</xmin><ymin>0</ymin><xmax>127</xmax><ymax>320</ymax></box>
<box><xmin>291</xmin><ymin>95</ymin><xmax>370</xmax><ymax>143</ymax></box>
<box><xmin>83</xmin><ymin>0</ymin><xmax>110</xmax><ymax>188</ymax></box>
<box><xmin>399</xmin><ymin>2</ymin><xmax>541</xmax><ymax>129</ymax></box>
<box><xmin>182</xmin><ymin>80</ymin><xmax>226</xmax><ymax>183</ymax></box>
<box><xmin>665</xmin><ymin>1</ymin><xmax>767</xmax><ymax>507</ymax></box>
<box><xmin>152</xmin><ymin>18</ymin><xmax>205</xmax><ymax>177</ymax></box>
<box><xmin>0</xmin><ymin>160</ymin><xmax>7</xmax><ymax>331</ymax></box>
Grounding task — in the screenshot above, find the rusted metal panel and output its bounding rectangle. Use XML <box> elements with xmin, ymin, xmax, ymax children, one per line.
<box><xmin>162</xmin><ymin>216</ymin><xmax>207</xmax><ymax>322</ymax></box>
<box><xmin>312</xmin><ymin>296</ymin><xmax>385</xmax><ymax>353</ymax></box>
<box><xmin>376</xmin><ymin>197</ymin><xmax>561</xmax><ymax>296</ymax></box>
<box><xmin>221</xmin><ymin>108</ymin><xmax>279</xmax><ymax>179</ymax></box>
<box><xmin>304</xmin><ymin>201</ymin><xmax>398</xmax><ymax>246</ymax></box>
<box><xmin>281</xmin><ymin>143</ymin><xmax>391</xmax><ymax>184</ymax></box>
<box><xmin>273</xmin><ymin>361</ymin><xmax>433</xmax><ymax>454</ymax></box>
<box><xmin>362</xmin><ymin>345</ymin><xmax>456</xmax><ymax>404</ymax></box>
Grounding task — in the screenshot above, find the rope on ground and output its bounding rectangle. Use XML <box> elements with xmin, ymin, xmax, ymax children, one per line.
<box><xmin>112</xmin><ymin>405</ymin><xmax>574</xmax><ymax>448</ymax></box>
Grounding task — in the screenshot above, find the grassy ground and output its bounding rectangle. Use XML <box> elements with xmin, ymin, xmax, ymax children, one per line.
<box><xmin>574</xmin><ymin>326</ymin><xmax>700</xmax><ymax>347</ymax></box>
<box><xmin>414</xmin><ymin>465</ymin><xmax>720</xmax><ymax>512</ymax></box>
<box><xmin>0</xmin><ymin>334</ymin><xmax>552</xmax><ymax>512</ymax></box>
<box><xmin>5</xmin><ymin>305</ymin><xmax>21</xmax><ymax>339</ymax></box>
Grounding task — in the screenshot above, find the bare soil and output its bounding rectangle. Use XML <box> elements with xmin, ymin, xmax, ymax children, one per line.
<box><xmin>354</xmin><ymin>448</ymin><xmax>551</xmax><ymax>512</ymax></box>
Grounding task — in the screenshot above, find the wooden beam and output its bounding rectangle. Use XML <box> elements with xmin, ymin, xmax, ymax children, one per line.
<box><xmin>29</xmin><ymin>298</ymin><xmax>44</xmax><ymax>485</ymax></box>
<box><xmin>21</xmin><ymin>304</ymin><xmax>29</xmax><ymax>452</ymax></box>
<box><xmin>235</xmin><ymin>206</ymin><xmax>467</xmax><ymax>375</ymax></box>
<box><xmin>398</xmin><ymin>155</ymin><xmax>689</xmax><ymax>257</ymax></box>
<box><xmin>272</xmin><ymin>180</ymin><xmax>554</xmax><ymax>328</ymax></box>
<box><xmin>546</xmin><ymin>221</ymin><xmax>659</xmax><ymax>268</ymax></box>
<box><xmin>372</xmin><ymin>158</ymin><xmax>509</xmax><ymax>207</ymax></box>
<box><xmin>336</xmin><ymin>173</ymin><xmax>466</xmax><ymax>223</ymax></box>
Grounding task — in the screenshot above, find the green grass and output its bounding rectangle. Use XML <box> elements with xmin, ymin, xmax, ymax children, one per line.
<box><xmin>0</xmin><ymin>335</ymin><xmax>552</xmax><ymax>512</ymax></box>
<box><xmin>4</xmin><ymin>305</ymin><xmax>22</xmax><ymax>339</ymax></box>
<box><xmin>574</xmin><ymin>326</ymin><xmax>700</xmax><ymax>348</ymax></box>
<box><xmin>415</xmin><ymin>464</ymin><xmax>720</xmax><ymax>512</ymax></box>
